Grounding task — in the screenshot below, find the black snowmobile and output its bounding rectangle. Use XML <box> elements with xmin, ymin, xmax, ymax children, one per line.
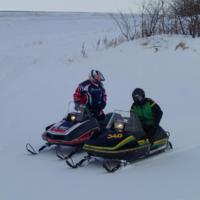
<box><xmin>26</xmin><ymin>105</ymin><xmax>102</xmax><ymax>159</ymax></box>
<box><xmin>65</xmin><ymin>110</ymin><xmax>173</xmax><ymax>172</ymax></box>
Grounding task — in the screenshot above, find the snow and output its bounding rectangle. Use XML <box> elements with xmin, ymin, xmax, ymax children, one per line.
<box><xmin>1</xmin><ymin>11</ymin><xmax>200</xmax><ymax>200</ymax></box>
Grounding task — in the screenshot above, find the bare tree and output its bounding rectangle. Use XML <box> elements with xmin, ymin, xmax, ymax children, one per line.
<box><xmin>109</xmin><ymin>0</ymin><xmax>200</xmax><ymax>45</ymax></box>
<box><xmin>170</xmin><ymin>0</ymin><xmax>200</xmax><ymax>37</ymax></box>
<box><xmin>140</xmin><ymin>0</ymin><xmax>165</xmax><ymax>37</ymax></box>
<box><xmin>110</xmin><ymin>12</ymin><xmax>138</xmax><ymax>41</ymax></box>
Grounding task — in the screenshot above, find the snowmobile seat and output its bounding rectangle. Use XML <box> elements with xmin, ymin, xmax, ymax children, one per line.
<box><xmin>152</xmin><ymin>126</ymin><xmax>168</xmax><ymax>141</ymax></box>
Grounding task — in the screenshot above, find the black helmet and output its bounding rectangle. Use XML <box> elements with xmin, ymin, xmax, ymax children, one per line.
<box><xmin>132</xmin><ymin>88</ymin><xmax>145</xmax><ymax>104</ymax></box>
<box><xmin>89</xmin><ymin>70</ymin><xmax>105</xmax><ymax>83</ymax></box>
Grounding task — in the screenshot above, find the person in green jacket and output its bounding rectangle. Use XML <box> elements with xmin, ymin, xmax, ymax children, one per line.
<box><xmin>130</xmin><ymin>88</ymin><xmax>163</xmax><ymax>144</ymax></box>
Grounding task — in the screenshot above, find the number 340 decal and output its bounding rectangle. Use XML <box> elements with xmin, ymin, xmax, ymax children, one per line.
<box><xmin>107</xmin><ymin>133</ymin><xmax>123</xmax><ymax>139</ymax></box>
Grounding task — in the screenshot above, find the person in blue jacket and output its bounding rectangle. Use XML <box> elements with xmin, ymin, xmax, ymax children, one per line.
<box><xmin>73</xmin><ymin>69</ymin><xmax>107</xmax><ymax>121</ymax></box>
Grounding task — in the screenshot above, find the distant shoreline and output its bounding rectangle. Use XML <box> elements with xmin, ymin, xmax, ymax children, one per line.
<box><xmin>0</xmin><ymin>10</ymin><xmax>114</xmax><ymax>15</ymax></box>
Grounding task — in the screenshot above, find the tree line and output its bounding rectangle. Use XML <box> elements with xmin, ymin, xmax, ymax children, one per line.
<box><xmin>110</xmin><ymin>0</ymin><xmax>200</xmax><ymax>40</ymax></box>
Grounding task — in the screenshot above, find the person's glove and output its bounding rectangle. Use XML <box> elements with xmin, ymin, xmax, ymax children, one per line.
<box><xmin>79</xmin><ymin>104</ymin><xmax>87</xmax><ymax>112</ymax></box>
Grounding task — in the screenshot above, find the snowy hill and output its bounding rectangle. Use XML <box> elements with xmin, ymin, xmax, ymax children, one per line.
<box><xmin>1</xmin><ymin>11</ymin><xmax>200</xmax><ymax>200</ymax></box>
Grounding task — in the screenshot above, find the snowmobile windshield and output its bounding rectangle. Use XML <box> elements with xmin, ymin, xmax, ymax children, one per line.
<box><xmin>67</xmin><ymin>101</ymin><xmax>93</xmax><ymax>121</ymax></box>
<box><xmin>106</xmin><ymin>110</ymin><xmax>143</xmax><ymax>132</ymax></box>
<box><xmin>125</xmin><ymin>112</ymin><xmax>143</xmax><ymax>132</ymax></box>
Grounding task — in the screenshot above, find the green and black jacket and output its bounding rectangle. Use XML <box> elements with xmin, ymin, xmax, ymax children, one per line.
<box><xmin>130</xmin><ymin>98</ymin><xmax>163</xmax><ymax>128</ymax></box>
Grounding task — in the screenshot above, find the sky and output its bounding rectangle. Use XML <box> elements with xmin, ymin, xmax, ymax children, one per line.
<box><xmin>0</xmin><ymin>0</ymin><xmax>142</xmax><ymax>13</ymax></box>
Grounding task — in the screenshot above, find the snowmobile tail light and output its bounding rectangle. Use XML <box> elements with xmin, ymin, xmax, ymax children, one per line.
<box><xmin>114</xmin><ymin>120</ymin><xmax>124</xmax><ymax>132</ymax></box>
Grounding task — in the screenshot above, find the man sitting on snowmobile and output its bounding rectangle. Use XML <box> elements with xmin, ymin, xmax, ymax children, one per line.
<box><xmin>130</xmin><ymin>88</ymin><xmax>163</xmax><ymax>144</ymax></box>
<box><xmin>73</xmin><ymin>69</ymin><xmax>107</xmax><ymax>121</ymax></box>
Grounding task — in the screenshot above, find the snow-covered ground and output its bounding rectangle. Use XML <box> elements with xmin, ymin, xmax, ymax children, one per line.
<box><xmin>1</xmin><ymin>11</ymin><xmax>200</xmax><ymax>200</ymax></box>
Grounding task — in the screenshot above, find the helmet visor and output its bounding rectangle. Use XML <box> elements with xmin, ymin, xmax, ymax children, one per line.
<box><xmin>90</xmin><ymin>71</ymin><xmax>105</xmax><ymax>82</ymax></box>
<box><xmin>133</xmin><ymin>94</ymin><xmax>144</xmax><ymax>103</ymax></box>
<box><xmin>95</xmin><ymin>72</ymin><xmax>105</xmax><ymax>82</ymax></box>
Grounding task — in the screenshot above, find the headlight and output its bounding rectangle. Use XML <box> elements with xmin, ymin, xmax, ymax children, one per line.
<box><xmin>114</xmin><ymin>120</ymin><xmax>124</xmax><ymax>132</ymax></box>
<box><xmin>70</xmin><ymin>114</ymin><xmax>76</xmax><ymax>121</ymax></box>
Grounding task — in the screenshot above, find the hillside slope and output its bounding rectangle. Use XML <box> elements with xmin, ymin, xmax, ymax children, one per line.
<box><xmin>0</xmin><ymin>12</ymin><xmax>200</xmax><ymax>200</ymax></box>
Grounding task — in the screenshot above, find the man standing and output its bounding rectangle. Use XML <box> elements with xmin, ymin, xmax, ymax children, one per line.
<box><xmin>73</xmin><ymin>70</ymin><xmax>107</xmax><ymax>121</ymax></box>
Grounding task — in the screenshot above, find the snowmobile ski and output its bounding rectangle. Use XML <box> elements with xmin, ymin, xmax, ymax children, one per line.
<box><xmin>102</xmin><ymin>159</ymin><xmax>128</xmax><ymax>173</ymax></box>
<box><xmin>56</xmin><ymin>145</ymin><xmax>83</xmax><ymax>160</ymax></box>
<box><xmin>26</xmin><ymin>143</ymin><xmax>52</xmax><ymax>155</ymax></box>
<box><xmin>66</xmin><ymin>155</ymin><xmax>92</xmax><ymax>168</ymax></box>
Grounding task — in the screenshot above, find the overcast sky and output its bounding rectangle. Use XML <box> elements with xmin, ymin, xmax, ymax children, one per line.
<box><xmin>0</xmin><ymin>0</ymin><xmax>143</xmax><ymax>13</ymax></box>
